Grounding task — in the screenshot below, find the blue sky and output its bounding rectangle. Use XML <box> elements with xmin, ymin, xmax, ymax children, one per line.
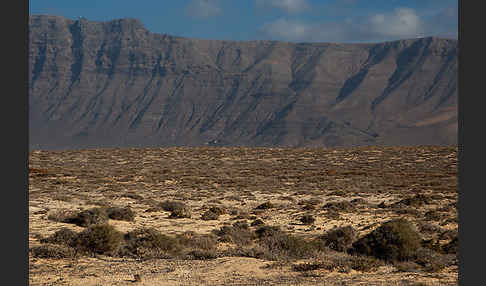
<box><xmin>29</xmin><ymin>0</ymin><xmax>458</xmax><ymax>43</ymax></box>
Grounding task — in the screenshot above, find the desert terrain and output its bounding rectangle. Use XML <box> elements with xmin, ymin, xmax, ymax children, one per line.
<box><xmin>29</xmin><ymin>145</ymin><xmax>458</xmax><ymax>285</ymax></box>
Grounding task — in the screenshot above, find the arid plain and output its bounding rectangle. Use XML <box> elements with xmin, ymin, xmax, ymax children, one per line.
<box><xmin>29</xmin><ymin>146</ymin><xmax>458</xmax><ymax>285</ymax></box>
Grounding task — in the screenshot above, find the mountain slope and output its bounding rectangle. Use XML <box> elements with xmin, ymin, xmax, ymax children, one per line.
<box><xmin>29</xmin><ymin>15</ymin><xmax>458</xmax><ymax>150</ymax></box>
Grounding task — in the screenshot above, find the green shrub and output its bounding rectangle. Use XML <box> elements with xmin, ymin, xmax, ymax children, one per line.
<box><xmin>351</xmin><ymin>218</ymin><xmax>421</xmax><ymax>261</ymax></box>
<box><xmin>319</xmin><ymin>225</ymin><xmax>357</xmax><ymax>252</ymax></box>
<box><xmin>74</xmin><ymin>224</ymin><xmax>123</xmax><ymax>255</ymax></box>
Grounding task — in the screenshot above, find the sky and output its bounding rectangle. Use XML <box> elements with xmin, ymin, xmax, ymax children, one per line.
<box><xmin>29</xmin><ymin>0</ymin><xmax>458</xmax><ymax>43</ymax></box>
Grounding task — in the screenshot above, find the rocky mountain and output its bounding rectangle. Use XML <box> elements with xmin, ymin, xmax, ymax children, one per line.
<box><xmin>29</xmin><ymin>15</ymin><xmax>458</xmax><ymax>150</ymax></box>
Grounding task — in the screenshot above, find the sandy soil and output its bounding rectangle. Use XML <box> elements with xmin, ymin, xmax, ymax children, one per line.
<box><xmin>29</xmin><ymin>146</ymin><xmax>458</xmax><ymax>285</ymax></box>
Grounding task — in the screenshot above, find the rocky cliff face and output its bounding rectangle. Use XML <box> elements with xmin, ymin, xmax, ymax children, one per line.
<box><xmin>29</xmin><ymin>15</ymin><xmax>458</xmax><ymax>150</ymax></box>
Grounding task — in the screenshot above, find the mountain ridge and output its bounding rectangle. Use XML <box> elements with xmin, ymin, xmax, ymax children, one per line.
<box><xmin>29</xmin><ymin>15</ymin><xmax>457</xmax><ymax>150</ymax></box>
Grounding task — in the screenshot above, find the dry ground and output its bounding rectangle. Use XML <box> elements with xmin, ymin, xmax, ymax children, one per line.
<box><xmin>29</xmin><ymin>145</ymin><xmax>458</xmax><ymax>285</ymax></box>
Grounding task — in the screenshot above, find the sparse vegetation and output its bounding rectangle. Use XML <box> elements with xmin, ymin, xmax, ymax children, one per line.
<box><xmin>29</xmin><ymin>146</ymin><xmax>458</xmax><ymax>284</ymax></box>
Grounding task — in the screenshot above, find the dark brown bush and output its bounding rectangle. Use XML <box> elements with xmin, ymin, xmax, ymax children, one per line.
<box><xmin>106</xmin><ymin>206</ymin><xmax>135</xmax><ymax>221</ymax></box>
<box><xmin>176</xmin><ymin>231</ymin><xmax>218</xmax><ymax>252</ymax></box>
<box><xmin>30</xmin><ymin>244</ymin><xmax>76</xmax><ymax>259</ymax></box>
<box><xmin>300</xmin><ymin>214</ymin><xmax>316</xmax><ymax>225</ymax></box>
<box><xmin>213</xmin><ymin>224</ymin><xmax>255</xmax><ymax>246</ymax></box>
<box><xmin>319</xmin><ymin>225</ymin><xmax>357</xmax><ymax>252</ymax></box>
<box><xmin>255</xmin><ymin>202</ymin><xmax>275</xmax><ymax>210</ymax></box>
<box><xmin>322</xmin><ymin>201</ymin><xmax>353</xmax><ymax>212</ymax></box>
<box><xmin>351</xmin><ymin>218</ymin><xmax>421</xmax><ymax>261</ymax></box>
<box><xmin>394</xmin><ymin>194</ymin><xmax>432</xmax><ymax>208</ymax></box>
<box><xmin>442</xmin><ymin>236</ymin><xmax>458</xmax><ymax>254</ymax></box>
<box><xmin>412</xmin><ymin>247</ymin><xmax>450</xmax><ymax>272</ymax></box>
<box><xmin>40</xmin><ymin>227</ymin><xmax>78</xmax><ymax>246</ymax></box>
<box><xmin>251</xmin><ymin>219</ymin><xmax>265</xmax><ymax>227</ymax></box>
<box><xmin>201</xmin><ymin>210</ymin><xmax>220</xmax><ymax>220</ymax></box>
<box><xmin>169</xmin><ymin>205</ymin><xmax>191</xmax><ymax>218</ymax></box>
<box><xmin>65</xmin><ymin>208</ymin><xmax>109</xmax><ymax>227</ymax></box>
<box><xmin>160</xmin><ymin>200</ymin><xmax>187</xmax><ymax>212</ymax></box>
<box><xmin>208</xmin><ymin>206</ymin><xmax>226</xmax><ymax>215</ymax></box>
<box><xmin>74</xmin><ymin>224</ymin><xmax>123</xmax><ymax>255</ymax></box>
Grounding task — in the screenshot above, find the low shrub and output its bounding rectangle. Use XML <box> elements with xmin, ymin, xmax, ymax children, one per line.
<box><xmin>351</xmin><ymin>218</ymin><xmax>421</xmax><ymax>261</ymax></box>
<box><xmin>322</xmin><ymin>201</ymin><xmax>354</xmax><ymax>212</ymax></box>
<box><xmin>300</xmin><ymin>214</ymin><xmax>316</xmax><ymax>225</ymax></box>
<box><xmin>106</xmin><ymin>206</ymin><xmax>135</xmax><ymax>221</ymax></box>
<box><xmin>201</xmin><ymin>210</ymin><xmax>220</xmax><ymax>221</ymax></box>
<box><xmin>319</xmin><ymin>225</ymin><xmax>357</xmax><ymax>252</ymax></box>
<box><xmin>255</xmin><ymin>202</ymin><xmax>275</xmax><ymax>210</ymax></box>
<box><xmin>74</xmin><ymin>224</ymin><xmax>123</xmax><ymax>255</ymax></box>
<box><xmin>30</xmin><ymin>244</ymin><xmax>76</xmax><ymax>259</ymax></box>
<box><xmin>213</xmin><ymin>223</ymin><xmax>255</xmax><ymax>246</ymax></box>
<box><xmin>121</xmin><ymin>228</ymin><xmax>181</xmax><ymax>259</ymax></box>
<box><xmin>65</xmin><ymin>208</ymin><xmax>109</xmax><ymax>227</ymax></box>
<box><xmin>40</xmin><ymin>227</ymin><xmax>78</xmax><ymax>247</ymax></box>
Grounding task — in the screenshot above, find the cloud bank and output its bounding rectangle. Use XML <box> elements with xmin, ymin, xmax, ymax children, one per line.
<box><xmin>256</xmin><ymin>0</ymin><xmax>310</xmax><ymax>14</ymax></box>
<box><xmin>185</xmin><ymin>0</ymin><xmax>222</xmax><ymax>19</ymax></box>
<box><xmin>260</xmin><ymin>7</ymin><xmax>456</xmax><ymax>43</ymax></box>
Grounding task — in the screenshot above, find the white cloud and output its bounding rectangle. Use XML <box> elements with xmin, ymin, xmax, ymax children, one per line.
<box><xmin>260</xmin><ymin>18</ymin><xmax>313</xmax><ymax>41</ymax></box>
<box><xmin>186</xmin><ymin>0</ymin><xmax>222</xmax><ymax>19</ymax></box>
<box><xmin>259</xmin><ymin>8</ymin><xmax>428</xmax><ymax>43</ymax></box>
<box><xmin>256</xmin><ymin>0</ymin><xmax>310</xmax><ymax>14</ymax></box>
<box><xmin>368</xmin><ymin>8</ymin><xmax>424</xmax><ymax>38</ymax></box>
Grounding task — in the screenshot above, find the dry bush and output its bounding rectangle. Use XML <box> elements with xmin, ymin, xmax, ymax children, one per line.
<box><xmin>213</xmin><ymin>222</ymin><xmax>255</xmax><ymax>246</ymax></box>
<box><xmin>251</xmin><ymin>219</ymin><xmax>265</xmax><ymax>227</ymax></box>
<box><xmin>292</xmin><ymin>254</ymin><xmax>383</xmax><ymax>273</ymax></box>
<box><xmin>74</xmin><ymin>224</ymin><xmax>124</xmax><ymax>256</ymax></box>
<box><xmin>393</xmin><ymin>194</ymin><xmax>432</xmax><ymax>208</ymax></box>
<box><xmin>106</xmin><ymin>206</ymin><xmax>135</xmax><ymax>221</ymax></box>
<box><xmin>255</xmin><ymin>202</ymin><xmax>275</xmax><ymax>210</ymax></box>
<box><xmin>30</xmin><ymin>244</ymin><xmax>76</xmax><ymax>259</ymax></box>
<box><xmin>121</xmin><ymin>228</ymin><xmax>182</xmax><ymax>259</ymax></box>
<box><xmin>40</xmin><ymin>227</ymin><xmax>78</xmax><ymax>246</ymax></box>
<box><xmin>254</xmin><ymin>226</ymin><xmax>323</xmax><ymax>261</ymax></box>
<box><xmin>319</xmin><ymin>225</ymin><xmax>357</xmax><ymax>252</ymax></box>
<box><xmin>208</xmin><ymin>206</ymin><xmax>226</xmax><ymax>215</ymax></box>
<box><xmin>299</xmin><ymin>214</ymin><xmax>316</xmax><ymax>225</ymax></box>
<box><xmin>351</xmin><ymin>218</ymin><xmax>421</xmax><ymax>262</ymax></box>
<box><xmin>65</xmin><ymin>208</ymin><xmax>109</xmax><ymax>227</ymax></box>
<box><xmin>201</xmin><ymin>210</ymin><xmax>220</xmax><ymax>220</ymax></box>
<box><xmin>159</xmin><ymin>201</ymin><xmax>191</xmax><ymax>219</ymax></box>
<box><xmin>442</xmin><ymin>236</ymin><xmax>458</xmax><ymax>254</ymax></box>
<box><xmin>47</xmin><ymin>209</ymin><xmax>79</xmax><ymax>223</ymax></box>
<box><xmin>322</xmin><ymin>201</ymin><xmax>354</xmax><ymax>212</ymax></box>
